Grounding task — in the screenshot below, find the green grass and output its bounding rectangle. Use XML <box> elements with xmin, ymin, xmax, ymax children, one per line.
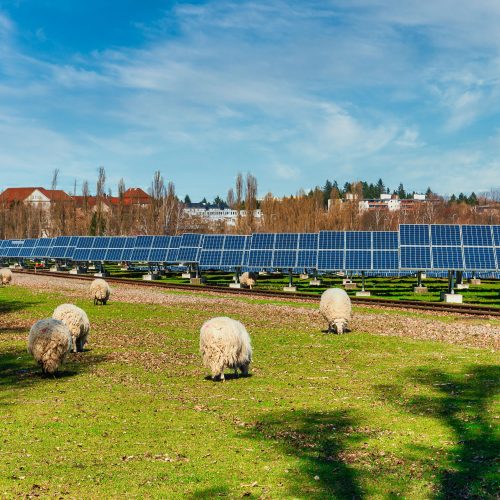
<box><xmin>1</xmin><ymin>284</ymin><xmax>499</xmax><ymax>498</ymax></box>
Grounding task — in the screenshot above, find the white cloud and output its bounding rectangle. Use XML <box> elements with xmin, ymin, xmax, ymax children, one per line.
<box><xmin>274</xmin><ymin>163</ymin><xmax>300</xmax><ymax>180</ymax></box>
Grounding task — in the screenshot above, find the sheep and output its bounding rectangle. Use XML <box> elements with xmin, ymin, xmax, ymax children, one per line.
<box><xmin>319</xmin><ymin>288</ymin><xmax>352</xmax><ymax>334</ymax></box>
<box><xmin>52</xmin><ymin>303</ymin><xmax>90</xmax><ymax>353</ymax></box>
<box><xmin>27</xmin><ymin>318</ymin><xmax>72</xmax><ymax>375</ymax></box>
<box><xmin>200</xmin><ymin>316</ymin><xmax>252</xmax><ymax>381</ymax></box>
<box><xmin>0</xmin><ymin>267</ymin><xmax>12</xmax><ymax>285</ymax></box>
<box><xmin>239</xmin><ymin>271</ymin><xmax>256</xmax><ymax>289</ymax></box>
<box><xmin>90</xmin><ymin>278</ymin><xmax>110</xmax><ymax>305</ymax></box>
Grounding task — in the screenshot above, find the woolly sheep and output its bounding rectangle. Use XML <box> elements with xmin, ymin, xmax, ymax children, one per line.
<box><xmin>200</xmin><ymin>316</ymin><xmax>252</xmax><ymax>381</ymax></box>
<box><xmin>0</xmin><ymin>267</ymin><xmax>12</xmax><ymax>285</ymax></box>
<box><xmin>27</xmin><ymin>318</ymin><xmax>72</xmax><ymax>374</ymax></box>
<box><xmin>239</xmin><ymin>271</ymin><xmax>256</xmax><ymax>289</ymax></box>
<box><xmin>90</xmin><ymin>278</ymin><xmax>110</xmax><ymax>305</ymax></box>
<box><xmin>319</xmin><ymin>288</ymin><xmax>352</xmax><ymax>334</ymax></box>
<box><xmin>52</xmin><ymin>303</ymin><xmax>90</xmax><ymax>353</ymax></box>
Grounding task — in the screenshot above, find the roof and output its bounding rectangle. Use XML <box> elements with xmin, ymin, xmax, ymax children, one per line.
<box><xmin>123</xmin><ymin>188</ymin><xmax>150</xmax><ymax>203</ymax></box>
<box><xmin>0</xmin><ymin>187</ymin><xmax>73</xmax><ymax>204</ymax></box>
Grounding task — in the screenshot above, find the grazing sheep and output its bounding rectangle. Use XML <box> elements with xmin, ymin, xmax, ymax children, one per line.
<box><xmin>200</xmin><ymin>317</ymin><xmax>252</xmax><ymax>381</ymax></box>
<box><xmin>239</xmin><ymin>271</ymin><xmax>256</xmax><ymax>289</ymax></box>
<box><xmin>319</xmin><ymin>288</ymin><xmax>352</xmax><ymax>334</ymax></box>
<box><xmin>27</xmin><ymin>318</ymin><xmax>72</xmax><ymax>374</ymax></box>
<box><xmin>90</xmin><ymin>278</ymin><xmax>110</xmax><ymax>305</ymax></box>
<box><xmin>52</xmin><ymin>303</ymin><xmax>90</xmax><ymax>353</ymax></box>
<box><xmin>0</xmin><ymin>267</ymin><xmax>12</xmax><ymax>285</ymax></box>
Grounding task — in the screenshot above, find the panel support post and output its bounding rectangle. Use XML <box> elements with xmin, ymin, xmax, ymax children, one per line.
<box><xmin>283</xmin><ymin>268</ymin><xmax>296</xmax><ymax>292</ymax></box>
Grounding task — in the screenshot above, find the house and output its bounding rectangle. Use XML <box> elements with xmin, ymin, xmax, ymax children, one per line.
<box><xmin>0</xmin><ymin>187</ymin><xmax>73</xmax><ymax>209</ymax></box>
<box><xmin>183</xmin><ymin>203</ymin><xmax>262</xmax><ymax>226</ymax></box>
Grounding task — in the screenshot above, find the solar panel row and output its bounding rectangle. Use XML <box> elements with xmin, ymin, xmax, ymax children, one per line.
<box><xmin>1</xmin><ymin>225</ymin><xmax>499</xmax><ymax>271</ymax></box>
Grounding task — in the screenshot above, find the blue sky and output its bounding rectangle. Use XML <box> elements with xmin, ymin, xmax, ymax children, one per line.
<box><xmin>0</xmin><ymin>0</ymin><xmax>499</xmax><ymax>200</ymax></box>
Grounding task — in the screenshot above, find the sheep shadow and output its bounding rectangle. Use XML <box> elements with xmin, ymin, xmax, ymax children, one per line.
<box><xmin>0</xmin><ymin>347</ymin><xmax>108</xmax><ymax>404</ymax></box>
<box><xmin>246</xmin><ymin>409</ymin><xmax>364</xmax><ymax>498</ymax></box>
<box><xmin>376</xmin><ymin>364</ymin><xmax>499</xmax><ymax>499</ymax></box>
<box><xmin>0</xmin><ymin>297</ymin><xmax>42</xmax><ymax>314</ymax></box>
<box><xmin>203</xmin><ymin>373</ymin><xmax>253</xmax><ymax>382</ymax></box>
<box><xmin>189</xmin><ymin>485</ymin><xmax>231</xmax><ymax>498</ymax></box>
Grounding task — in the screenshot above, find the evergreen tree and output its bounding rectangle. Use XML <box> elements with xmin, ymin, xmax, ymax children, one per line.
<box><xmin>201</xmin><ymin>197</ymin><xmax>208</xmax><ymax>204</ymax></box>
<box><xmin>184</xmin><ymin>195</ymin><xmax>191</xmax><ymax>204</ymax></box>
<box><xmin>458</xmin><ymin>193</ymin><xmax>466</xmax><ymax>203</ymax></box>
<box><xmin>322</xmin><ymin>180</ymin><xmax>333</xmax><ymax>206</ymax></box>
<box><xmin>468</xmin><ymin>192</ymin><xmax>478</xmax><ymax>205</ymax></box>
<box><xmin>425</xmin><ymin>187</ymin><xmax>433</xmax><ymax>197</ymax></box>
<box><xmin>376</xmin><ymin>178</ymin><xmax>385</xmax><ymax>197</ymax></box>
<box><xmin>449</xmin><ymin>194</ymin><xmax>457</xmax><ymax>203</ymax></box>
<box><xmin>397</xmin><ymin>183</ymin><xmax>406</xmax><ymax>199</ymax></box>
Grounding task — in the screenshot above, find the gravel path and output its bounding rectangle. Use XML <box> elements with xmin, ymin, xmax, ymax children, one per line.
<box><xmin>10</xmin><ymin>273</ymin><xmax>500</xmax><ymax>350</ymax></box>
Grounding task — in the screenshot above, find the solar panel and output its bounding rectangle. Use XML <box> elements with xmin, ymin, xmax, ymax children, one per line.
<box><xmin>432</xmin><ymin>246</ymin><xmax>464</xmax><ymax>270</ymax></box>
<box><xmin>317</xmin><ymin>250</ymin><xmax>344</xmax><ymax>271</ymax></box>
<box><xmin>18</xmin><ymin>239</ymin><xmax>36</xmax><ymax>258</ymax></box>
<box><xmin>223</xmin><ymin>235</ymin><xmax>246</xmax><ymax>250</ymax></box>
<box><xmin>372</xmin><ymin>231</ymin><xmax>398</xmax><ymax>250</ymax></box>
<box><xmin>220</xmin><ymin>250</ymin><xmax>245</xmax><ymax>268</ymax></box>
<box><xmin>247</xmin><ymin>250</ymin><xmax>273</xmax><ymax>269</ymax></box>
<box><xmin>273</xmin><ymin>250</ymin><xmax>297</xmax><ymax>268</ymax></box>
<box><xmin>319</xmin><ymin>231</ymin><xmax>344</xmax><ymax>249</ymax></box>
<box><xmin>297</xmin><ymin>250</ymin><xmax>317</xmax><ymax>268</ymax></box>
<box><xmin>463</xmin><ymin>247</ymin><xmax>496</xmax><ymax>270</ymax></box>
<box><xmin>493</xmin><ymin>226</ymin><xmax>500</xmax><ymax>247</ymax></box>
<box><xmin>400</xmin><ymin>224</ymin><xmax>430</xmax><ymax>246</ymax></box>
<box><xmin>431</xmin><ymin>225</ymin><xmax>461</xmax><ymax>246</ymax></box>
<box><xmin>131</xmin><ymin>248</ymin><xmax>151</xmax><ymax>262</ymax></box>
<box><xmin>199</xmin><ymin>250</ymin><xmax>222</xmax><ymax>268</ymax></box>
<box><xmin>166</xmin><ymin>236</ymin><xmax>181</xmax><ymax>262</ymax></box>
<box><xmin>400</xmin><ymin>246</ymin><xmax>431</xmax><ymax>269</ymax></box>
<box><xmin>251</xmin><ymin>233</ymin><xmax>276</xmax><ymax>249</ymax></box>
<box><xmin>202</xmin><ymin>235</ymin><xmax>225</xmax><ymax>250</ymax></box>
<box><xmin>135</xmin><ymin>235</ymin><xmax>154</xmax><ymax>248</ymax></box>
<box><xmin>373</xmin><ymin>250</ymin><xmax>398</xmax><ymax>270</ymax></box>
<box><xmin>345</xmin><ymin>231</ymin><xmax>371</xmax><ymax>250</ymax></box>
<box><xmin>274</xmin><ymin>233</ymin><xmax>299</xmax><ymax>250</ymax></box>
<box><xmin>345</xmin><ymin>250</ymin><xmax>371</xmax><ymax>270</ymax></box>
<box><xmin>298</xmin><ymin>233</ymin><xmax>318</xmax><ymax>250</ymax></box>
<box><xmin>31</xmin><ymin>238</ymin><xmax>54</xmax><ymax>259</ymax></box>
<box><xmin>462</xmin><ymin>225</ymin><xmax>493</xmax><ymax>247</ymax></box>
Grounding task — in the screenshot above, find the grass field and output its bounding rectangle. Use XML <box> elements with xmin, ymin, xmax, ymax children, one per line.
<box><xmin>1</xmin><ymin>281</ymin><xmax>499</xmax><ymax>498</ymax></box>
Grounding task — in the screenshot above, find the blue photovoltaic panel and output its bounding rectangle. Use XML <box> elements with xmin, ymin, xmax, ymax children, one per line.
<box><xmin>345</xmin><ymin>231</ymin><xmax>371</xmax><ymax>250</ymax></box>
<box><xmin>92</xmin><ymin>237</ymin><xmax>111</xmax><ymax>249</ymax></box>
<box><xmin>121</xmin><ymin>248</ymin><xmax>133</xmax><ymax>261</ymax></box>
<box><xmin>247</xmin><ymin>250</ymin><xmax>273</xmax><ymax>268</ymax></box>
<box><xmin>200</xmin><ymin>250</ymin><xmax>222</xmax><ymax>267</ymax></box>
<box><xmin>105</xmin><ymin>248</ymin><xmax>125</xmax><ymax>261</ymax></box>
<box><xmin>177</xmin><ymin>247</ymin><xmax>200</xmax><ymax>262</ymax></box>
<box><xmin>345</xmin><ymin>250</ymin><xmax>371</xmax><ymax>270</ymax></box>
<box><xmin>131</xmin><ymin>248</ymin><xmax>151</xmax><ymax>261</ymax></box>
<box><xmin>108</xmin><ymin>237</ymin><xmax>128</xmax><ymax>249</ymax></box>
<box><xmin>251</xmin><ymin>233</ymin><xmax>275</xmax><ymax>250</ymax></box>
<box><xmin>399</xmin><ymin>224</ymin><xmax>430</xmax><ymax>246</ymax></box>
<box><xmin>135</xmin><ymin>235</ymin><xmax>154</xmax><ymax>248</ymax></box>
<box><xmin>432</xmin><ymin>247</ymin><xmax>464</xmax><ymax>270</ymax></box>
<box><xmin>319</xmin><ymin>231</ymin><xmax>344</xmax><ymax>249</ymax></box>
<box><xmin>18</xmin><ymin>239</ymin><xmax>36</xmax><ymax>257</ymax></box>
<box><xmin>372</xmin><ymin>232</ymin><xmax>398</xmax><ymax>250</ymax></box>
<box><xmin>77</xmin><ymin>237</ymin><xmax>94</xmax><ymax>248</ymax></box>
<box><xmin>493</xmin><ymin>226</ymin><xmax>500</xmax><ymax>246</ymax></box>
<box><xmin>462</xmin><ymin>225</ymin><xmax>493</xmax><ymax>247</ymax></box>
<box><xmin>152</xmin><ymin>236</ymin><xmax>170</xmax><ymax>248</ymax></box>
<box><xmin>297</xmin><ymin>250</ymin><xmax>317</xmax><ymax>268</ymax></box>
<box><xmin>274</xmin><ymin>233</ymin><xmax>299</xmax><ymax>250</ymax></box>
<box><xmin>220</xmin><ymin>251</ymin><xmax>244</xmax><ymax>268</ymax></box>
<box><xmin>202</xmin><ymin>235</ymin><xmax>225</xmax><ymax>250</ymax></box>
<box><xmin>400</xmin><ymin>246</ymin><xmax>431</xmax><ymax>269</ymax></box>
<box><xmin>496</xmin><ymin>248</ymin><xmax>500</xmax><ymax>267</ymax></box>
<box><xmin>223</xmin><ymin>235</ymin><xmax>246</xmax><ymax>250</ymax></box>
<box><xmin>431</xmin><ymin>225</ymin><xmax>461</xmax><ymax>246</ymax></box>
<box><xmin>273</xmin><ymin>250</ymin><xmax>297</xmax><ymax>268</ymax></box>
<box><xmin>463</xmin><ymin>247</ymin><xmax>496</xmax><ymax>270</ymax></box>
<box><xmin>373</xmin><ymin>251</ymin><xmax>398</xmax><ymax>270</ymax></box>
<box><xmin>181</xmin><ymin>233</ymin><xmax>203</xmax><ymax>247</ymax></box>
<box><xmin>317</xmin><ymin>250</ymin><xmax>344</xmax><ymax>270</ymax></box>
<box><xmin>124</xmin><ymin>237</ymin><xmax>136</xmax><ymax>248</ymax></box>
<box><xmin>89</xmin><ymin>249</ymin><xmax>107</xmax><ymax>261</ymax></box>
<box><xmin>298</xmin><ymin>233</ymin><xmax>318</xmax><ymax>250</ymax></box>
<box><xmin>149</xmin><ymin>249</ymin><xmax>168</xmax><ymax>262</ymax></box>
<box><xmin>73</xmin><ymin>249</ymin><xmax>91</xmax><ymax>261</ymax></box>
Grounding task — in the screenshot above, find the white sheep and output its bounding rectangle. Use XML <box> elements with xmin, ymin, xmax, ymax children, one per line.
<box><xmin>200</xmin><ymin>316</ymin><xmax>252</xmax><ymax>381</ymax></box>
<box><xmin>319</xmin><ymin>288</ymin><xmax>352</xmax><ymax>334</ymax></box>
<box><xmin>52</xmin><ymin>303</ymin><xmax>90</xmax><ymax>353</ymax></box>
<box><xmin>0</xmin><ymin>267</ymin><xmax>12</xmax><ymax>285</ymax></box>
<box><xmin>90</xmin><ymin>278</ymin><xmax>111</xmax><ymax>305</ymax></box>
<box><xmin>239</xmin><ymin>272</ymin><xmax>255</xmax><ymax>289</ymax></box>
<box><xmin>27</xmin><ymin>318</ymin><xmax>72</xmax><ymax>374</ymax></box>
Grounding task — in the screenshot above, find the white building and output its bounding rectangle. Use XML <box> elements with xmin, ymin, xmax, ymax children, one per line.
<box><xmin>183</xmin><ymin>203</ymin><xmax>262</xmax><ymax>226</ymax></box>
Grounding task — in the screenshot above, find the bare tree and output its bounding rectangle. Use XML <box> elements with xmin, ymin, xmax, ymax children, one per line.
<box><xmin>51</xmin><ymin>169</ymin><xmax>59</xmax><ymax>191</ymax></box>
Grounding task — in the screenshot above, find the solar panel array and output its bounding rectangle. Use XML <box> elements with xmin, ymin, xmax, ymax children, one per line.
<box><xmin>1</xmin><ymin>225</ymin><xmax>499</xmax><ymax>272</ymax></box>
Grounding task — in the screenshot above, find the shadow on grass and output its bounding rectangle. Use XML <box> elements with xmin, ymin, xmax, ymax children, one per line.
<box><xmin>0</xmin><ymin>297</ymin><xmax>42</xmax><ymax>314</ymax></box>
<box><xmin>247</xmin><ymin>410</ymin><xmax>364</xmax><ymax>499</ymax></box>
<box><xmin>377</xmin><ymin>365</ymin><xmax>499</xmax><ymax>499</ymax></box>
<box><xmin>0</xmin><ymin>347</ymin><xmax>108</xmax><ymax>401</ymax></box>
<box><xmin>189</xmin><ymin>486</ymin><xmax>231</xmax><ymax>498</ymax></box>
<box><xmin>203</xmin><ymin>373</ymin><xmax>253</xmax><ymax>382</ymax></box>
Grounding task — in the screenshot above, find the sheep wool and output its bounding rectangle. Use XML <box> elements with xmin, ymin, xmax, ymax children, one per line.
<box><xmin>239</xmin><ymin>272</ymin><xmax>255</xmax><ymax>289</ymax></box>
<box><xmin>28</xmin><ymin>318</ymin><xmax>72</xmax><ymax>374</ymax></box>
<box><xmin>319</xmin><ymin>288</ymin><xmax>352</xmax><ymax>334</ymax></box>
<box><xmin>200</xmin><ymin>316</ymin><xmax>252</xmax><ymax>381</ymax></box>
<box><xmin>52</xmin><ymin>303</ymin><xmax>90</xmax><ymax>353</ymax></box>
<box><xmin>90</xmin><ymin>278</ymin><xmax>111</xmax><ymax>305</ymax></box>
<box><xmin>0</xmin><ymin>267</ymin><xmax>12</xmax><ymax>285</ymax></box>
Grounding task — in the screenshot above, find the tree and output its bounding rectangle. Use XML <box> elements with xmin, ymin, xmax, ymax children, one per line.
<box><xmin>51</xmin><ymin>168</ymin><xmax>59</xmax><ymax>190</ymax></box>
<box><xmin>397</xmin><ymin>183</ymin><xmax>406</xmax><ymax>199</ymax></box>
<box><xmin>184</xmin><ymin>195</ymin><xmax>191</xmax><ymax>204</ymax></box>
<box><xmin>226</xmin><ymin>189</ymin><xmax>235</xmax><ymax>209</ymax></box>
<box><xmin>468</xmin><ymin>192</ymin><xmax>478</xmax><ymax>205</ymax></box>
<box><xmin>322</xmin><ymin>180</ymin><xmax>333</xmax><ymax>207</ymax></box>
<box><xmin>376</xmin><ymin>178</ymin><xmax>385</xmax><ymax>197</ymax></box>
